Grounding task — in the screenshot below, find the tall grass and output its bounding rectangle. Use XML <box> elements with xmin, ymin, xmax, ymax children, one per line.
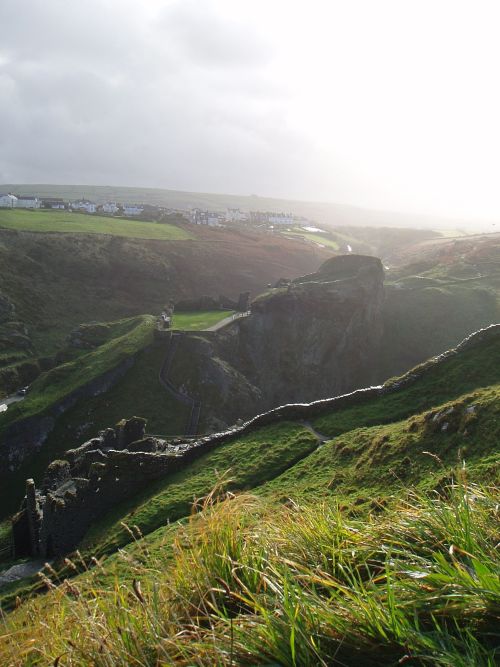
<box><xmin>1</xmin><ymin>480</ymin><xmax>499</xmax><ymax>665</ymax></box>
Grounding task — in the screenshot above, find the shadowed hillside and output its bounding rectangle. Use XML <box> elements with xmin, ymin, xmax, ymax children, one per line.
<box><xmin>1</xmin><ymin>326</ymin><xmax>499</xmax><ymax>665</ymax></box>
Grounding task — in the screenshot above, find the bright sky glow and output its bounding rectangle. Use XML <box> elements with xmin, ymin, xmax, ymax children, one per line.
<box><xmin>1</xmin><ymin>0</ymin><xmax>500</xmax><ymax>222</ymax></box>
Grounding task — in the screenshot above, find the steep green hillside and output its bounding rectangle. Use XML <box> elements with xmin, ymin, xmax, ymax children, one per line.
<box><xmin>0</xmin><ymin>223</ymin><xmax>330</xmax><ymax>396</ymax></box>
<box><xmin>74</xmin><ymin>326</ymin><xmax>500</xmax><ymax>559</ymax></box>
<box><xmin>0</xmin><ymin>316</ymin><xmax>154</xmax><ymax>431</ymax></box>
<box><xmin>1</xmin><ymin>328</ymin><xmax>499</xmax><ymax>664</ymax></box>
<box><xmin>379</xmin><ymin>235</ymin><xmax>500</xmax><ymax>377</ymax></box>
<box><xmin>4</xmin><ymin>483</ymin><xmax>498</xmax><ymax>666</ymax></box>
<box><xmin>0</xmin><ymin>316</ymin><xmax>155</xmax><ymax>516</ymax></box>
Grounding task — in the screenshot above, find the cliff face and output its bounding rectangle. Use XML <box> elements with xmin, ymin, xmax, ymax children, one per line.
<box><xmin>169</xmin><ymin>255</ymin><xmax>385</xmax><ymax>427</ymax></box>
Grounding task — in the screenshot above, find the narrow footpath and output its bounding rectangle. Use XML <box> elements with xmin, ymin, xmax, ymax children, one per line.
<box><xmin>205</xmin><ymin>310</ymin><xmax>250</xmax><ymax>332</ymax></box>
<box><xmin>299</xmin><ymin>420</ymin><xmax>331</xmax><ymax>445</ymax></box>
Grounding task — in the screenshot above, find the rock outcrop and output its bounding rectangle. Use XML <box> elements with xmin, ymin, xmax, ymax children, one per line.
<box><xmin>168</xmin><ymin>255</ymin><xmax>385</xmax><ymax>426</ymax></box>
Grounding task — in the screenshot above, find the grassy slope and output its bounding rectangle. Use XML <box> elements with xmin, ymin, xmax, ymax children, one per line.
<box><xmin>0</xmin><ymin>316</ymin><xmax>155</xmax><ymax>517</ymax></box>
<box><xmin>0</xmin><ymin>315</ymin><xmax>155</xmax><ymax>430</ymax></box>
<box><xmin>1</xmin><ymin>333</ymin><xmax>499</xmax><ymax>663</ymax></box>
<box><xmin>81</xmin><ymin>422</ymin><xmax>318</xmax><ymax>556</ymax></box>
<box><xmin>0</xmin><ymin>310</ymin><xmax>243</xmax><ymax>516</ymax></box>
<box><xmin>172</xmin><ymin>310</ymin><xmax>234</xmax><ymax>331</ymax></box>
<box><xmin>379</xmin><ymin>237</ymin><xmax>500</xmax><ymax>378</ymax></box>
<box><xmin>64</xmin><ymin>329</ymin><xmax>500</xmax><ymax>561</ymax></box>
<box><xmin>284</xmin><ymin>230</ymin><xmax>340</xmax><ymax>250</ymax></box>
<box><xmin>0</xmin><ymin>209</ymin><xmax>192</xmax><ymax>240</ymax></box>
<box><xmin>0</xmin><ymin>221</ymin><xmax>330</xmax><ymax>397</ymax></box>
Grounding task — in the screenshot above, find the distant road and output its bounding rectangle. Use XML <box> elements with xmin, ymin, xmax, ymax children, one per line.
<box><xmin>0</xmin><ymin>393</ymin><xmax>25</xmax><ymax>413</ymax></box>
<box><xmin>204</xmin><ymin>311</ymin><xmax>250</xmax><ymax>332</ymax></box>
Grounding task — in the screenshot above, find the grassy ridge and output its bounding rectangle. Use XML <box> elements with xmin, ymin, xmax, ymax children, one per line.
<box><xmin>2</xmin><ymin>483</ymin><xmax>498</xmax><ymax>665</ymax></box>
<box><xmin>0</xmin><ymin>315</ymin><xmax>155</xmax><ymax>430</ymax></box>
<box><xmin>0</xmin><ymin>331</ymin><xmax>499</xmax><ymax>663</ymax></box>
<box><xmin>59</xmin><ymin>327</ymin><xmax>500</xmax><ymax>560</ymax></box>
<box><xmin>0</xmin><ymin>209</ymin><xmax>192</xmax><ymax>240</ymax></box>
<box><xmin>0</xmin><ymin>316</ymin><xmax>156</xmax><ymax>517</ymax></box>
<box><xmin>81</xmin><ymin>422</ymin><xmax>318</xmax><ymax>557</ymax></box>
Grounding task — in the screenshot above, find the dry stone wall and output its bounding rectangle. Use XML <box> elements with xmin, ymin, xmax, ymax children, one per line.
<box><xmin>11</xmin><ymin>323</ymin><xmax>500</xmax><ymax>558</ymax></box>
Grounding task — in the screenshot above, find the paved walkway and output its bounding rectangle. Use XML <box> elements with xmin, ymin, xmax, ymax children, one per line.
<box><xmin>205</xmin><ymin>310</ymin><xmax>250</xmax><ymax>332</ymax></box>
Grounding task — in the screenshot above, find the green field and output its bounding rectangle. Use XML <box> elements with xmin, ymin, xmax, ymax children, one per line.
<box><xmin>0</xmin><ymin>209</ymin><xmax>192</xmax><ymax>240</ymax></box>
<box><xmin>172</xmin><ymin>310</ymin><xmax>235</xmax><ymax>330</ymax></box>
<box><xmin>285</xmin><ymin>230</ymin><xmax>340</xmax><ymax>250</ymax></box>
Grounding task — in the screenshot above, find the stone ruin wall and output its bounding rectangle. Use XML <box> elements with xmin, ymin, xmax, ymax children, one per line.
<box><xmin>11</xmin><ymin>323</ymin><xmax>500</xmax><ymax>558</ymax></box>
<box><xmin>1</xmin><ymin>355</ymin><xmax>137</xmax><ymax>478</ymax></box>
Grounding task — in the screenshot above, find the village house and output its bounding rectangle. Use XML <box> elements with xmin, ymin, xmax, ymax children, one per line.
<box><xmin>268</xmin><ymin>213</ymin><xmax>294</xmax><ymax>226</ymax></box>
<box><xmin>70</xmin><ymin>199</ymin><xmax>97</xmax><ymax>214</ymax></box>
<box><xmin>15</xmin><ymin>195</ymin><xmax>41</xmax><ymax>209</ymax></box>
<box><xmin>225</xmin><ymin>208</ymin><xmax>248</xmax><ymax>223</ymax></box>
<box><xmin>250</xmin><ymin>211</ymin><xmax>295</xmax><ymax>226</ymax></box>
<box><xmin>189</xmin><ymin>208</ymin><xmax>223</xmax><ymax>226</ymax></box>
<box><xmin>123</xmin><ymin>204</ymin><xmax>144</xmax><ymax>216</ymax></box>
<box><xmin>0</xmin><ymin>193</ymin><xmax>18</xmax><ymax>208</ymax></box>
<box><xmin>42</xmin><ymin>198</ymin><xmax>66</xmax><ymax>209</ymax></box>
<box><xmin>101</xmin><ymin>202</ymin><xmax>120</xmax><ymax>214</ymax></box>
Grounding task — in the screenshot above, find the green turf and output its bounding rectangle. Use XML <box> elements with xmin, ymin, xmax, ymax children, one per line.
<box><xmin>0</xmin><ymin>209</ymin><xmax>192</xmax><ymax>240</ymax></box>
<box><xmin>81</xmin><ymin>327</ymin><xmax>500</xmax><ymax>557</ymax></box>
<box><xmin>2</xmin><ymin>331</ymin><xmax>500</xmax><ymax>620</ymax></box>
<box><xmin>285</xmin><ymin>230</ymin><xmax>340</xmax><ymax>250</ymax></box>
<box><xmin>172</xmin><ymin>310</ymin><xmax>235</xmax><ymax>330</ymax></box>
<box><xmin>81</xmin><ymin>422</ymin><xmax>318</xmax><ymax>557</ymax></box>
<box><xmin>0</xmin><ymin>315</ymin><xmax>155</xmax><ymax>429</ymax></box>
<box><xmin>47</xmin><ymin>342</ymin><xmax>191</xmax><ymax>440</ymax></box>
<box><xmin>0</xmin><ymin>316</ymin><xmax>156</xmax><ymax>517</ymax></box>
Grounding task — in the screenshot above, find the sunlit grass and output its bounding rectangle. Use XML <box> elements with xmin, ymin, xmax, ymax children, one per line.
<box><xmin>2</xmin><ymin>480</ymin><xmax>498</xmax><ymax>665</ymax></box>
<box><xmin>172</xmin><ymin>310</ymin><xmax>235</xmax><ymax>331</ymax></box>
<box><xmin>0</xmin><ymin>209</ymin><xmax>193</xmax><ymax>240</ymax></box>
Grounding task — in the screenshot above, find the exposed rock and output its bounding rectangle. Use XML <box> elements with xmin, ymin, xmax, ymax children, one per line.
<box><xmin>116</xmin><ymin>416</ymin><xmax>146</xmax><ymax>447</ymax></box>
<box><xmin>169</xmin><ymin>255</ymin><xmax>385</xmax><ymax>425</ymax></box>
<box><xmin>236</xmin><ymin>291</ymin><xmax>251</xmax><ymax>312</ymax></box>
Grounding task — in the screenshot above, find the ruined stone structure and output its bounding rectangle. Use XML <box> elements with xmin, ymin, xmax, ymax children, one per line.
<box><xmin>0</xmin><ymin>357</ymin><xmax>137</xmax><ymax>480</ymax></box>
<box><xmin>11</xmin><ymin>323</ymin><xmax>500</xmax><ymax>558</ymax></box>
<box><xmin>12</xmin><ymin>417</ymin><xmax>209</xmax><ymax>557</ymax></box>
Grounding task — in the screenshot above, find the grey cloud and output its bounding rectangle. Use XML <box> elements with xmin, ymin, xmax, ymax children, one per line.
<box><xmin>159</xmin><ymin>1</ymin><xmax>273</xmax><ymax>68</ymax></box>
<box><xmin>0</xmin><ymin>0</ymin><xmax>315</xmax><ymax>199</ymax></box>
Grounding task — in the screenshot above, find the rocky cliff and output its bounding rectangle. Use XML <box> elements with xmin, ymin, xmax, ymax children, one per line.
<box><xmin>168</xmin><ymin>255</ymin><xmax>385</xmax><ymax>428</ymax></box>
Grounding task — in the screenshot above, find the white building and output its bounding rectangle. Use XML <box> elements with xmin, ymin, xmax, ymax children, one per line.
<box><xmin>101</xmin><ymin>202</ymin><xmax>119</xmax><ymax>214</ymax></box>
<box><xmin>71</xmin><ymin>199</ymin><xmax>97</xmax><ymax>214</ymax></box>
<box><xmin>225</xmin><ymin>208</ymin><xmax>248</xmax><ymax>223</ymax></box>
<box><xmin>123</xmin><ymin>204</ymin><xmax>144</xmax><ymax>216</ymax></box>
<box><xmin>0</xmin><ymin>193</ymin><xmax>18</xmax><ymax>208</ymax></box>
<box><xmin>189</xmin><ymin>208</ymin><xmax>223</xmax><ymax>226</ymax></box>
<box><xmin>268</xmin><ymin>213</ymin><xmax>294</xmax><ymax>226</ymax></box>
<box><xmin>16</xmin><ymin>195</ymin><xmax>41</xmax><ymax>209</ymax></box>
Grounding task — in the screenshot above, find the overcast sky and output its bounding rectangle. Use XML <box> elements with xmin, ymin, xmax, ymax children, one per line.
<box><xmin>2</xmin><ymin>0</ymin><xmax>500</xmax><ymax>220</ymax></box>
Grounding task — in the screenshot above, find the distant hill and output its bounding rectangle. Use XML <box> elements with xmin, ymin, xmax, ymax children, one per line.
<box><xmin>0</xmin><ymin>182</ymin><xmax>479</xmax><ymax>230</ymax></box>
